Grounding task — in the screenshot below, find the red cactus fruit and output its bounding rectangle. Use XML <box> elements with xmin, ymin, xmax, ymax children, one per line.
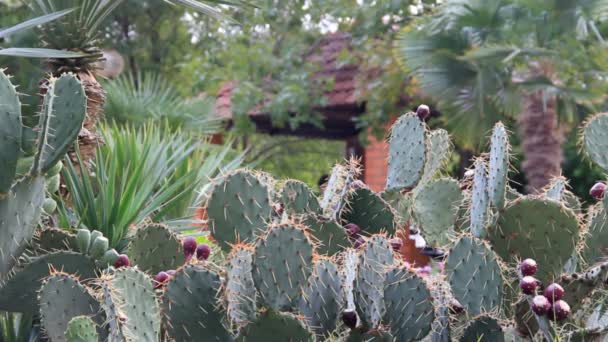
<box><xmin>416</xmin><ymin>104</ymin><xmax>431</xmax><ymax>121</ymax></box>
<box><xmin>196</xmin><ymin>243</ymin><xmax>211</xmax><ymax>260</ymax></box>
<box><xmin>341</xmin><ymin>310</ymin><xmax>357</xmax><ymax>329</ymax></box>
<box><xmin>114</xmin><ymin>254</ymin><xmax>130</xmax><ymax>268</ymax></box>
<box><xmin>590</xmin><ymin>182</ymin><xmax>606</xmax><ymax>200</ymax></box>
<box><xmin>182</xmin><ymin>237</ymin><xmax>197</xmax><ymax>260</ymax></box>
<box><xmin>344</xmin><ymin>223</ymin><xmax>361</xmax><ymax>238</ymax></box>
<box><xmin>520</xmin><ymin>276</ymin><xmax>539</xmax><ymax>295</ymax></box>
<box><xmin>548</xmin><ymin>300</ymin><xmax>571</xmax><ymax>321</ymax></box>
<box><xmin>154</xmin><ymin>271</ymin><xmax>170</xmax><ymax>288</ymax></box>
<box><xmin>531</xmin><ymin>295</ymin><xmax>551</xmax><ymax>316</ymax></box>
<box><xmin>543</xmin><ymin>283</ymin><xmax>565</xmax><ymax>303</ymax></box>
<box><xmin>519</xmin><ymin>258</ymin><xmax>538</xmax><ymax>276</ymax></box>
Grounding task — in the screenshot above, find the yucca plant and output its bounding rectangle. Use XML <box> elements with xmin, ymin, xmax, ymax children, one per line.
<box><xmin>59</xmin><ymin>122</ymin><xmax>244</xmax><ymax>249</ymax></box>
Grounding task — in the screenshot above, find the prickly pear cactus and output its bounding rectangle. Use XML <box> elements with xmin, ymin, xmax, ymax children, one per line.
<box><xmin>487</xmin><ymin>122</ymin><xmax>510</xmax><ymax>209</ymax></box>
<box><xmin>383</xmin><ymin>266</ymin><xmax>434</xmax><ymax>341</ymax></box>
<box><xmin>386</xmin><ymin>113</ymin><xmax>426</xmax><ymax>191</ymax></box>
<box><xmin>469</xmin><ymin>158</ymin><xmax>489</xmax><ymax>238</ymax></box>
<box><xmin>65</xmin><ymin>316</ymin><xmax>99</xmax><ymax>342</ymax></box>
<box><xmin>252</xmin><ymin>223</ymin><xmax>314</xmax><ymax>311</ymax></box>
<box><xmin>342</xmin><ymin>248</ymin><xmax>359</xmax><ymax>312</ymax></box>
<box><xmin>460</xmin><ymin>315</ymin><xmax>504</xmax><ymax>342</ymax></box>
<box><xmin>207</xmin><ymin>170</ymin><xmax>272</xmax><ymax>251</ymax></box>
<box><xmin>226</xmin><ymin>245</ymin><xmax>257</xmax><ymax>327</ymax></box>
<box><xmin>0</xmin><ymin>69</ymin><xmax>22</xmax><ymax>194</ymax></box>
<box><xmin>281</xmin><ymin>179</ymin><xmax>321</xmax><ymax>215</ymax></box>
<box><xmin>445</xmin><ymin>236</ymin><xmax>503</xmax><ymax>316</ymax></box>
<box><xmin>236</xmin><ymin>310</ymin><xmax>314</xmax><ymax>342</ymax></box>
<box><xmin>420</xmin><ymin>128</ymin><xmax>451</xmax><ymax>185</ymax></box>
<box><xmin>320</xmin><ymin>160</ymin><xmax>359</xmax><ymax>219</ymax></box>
<box><xmin>35</xmin><ymin>228</ymin><xmax>76</xmax><ymax>253</ymax></box>
<box><xmin>299</xmin><ymin>258</ymin><xmax>343</xmax><ymax>336</ymax></box>
<box><xmin>582</xmin><ymin>203</ymin><xmax>608</xmax><ymax>266</ymax></box>
<box><xmin>161</xmin><ymin>264</ymin><xmax>232</xmax><ymax>341</ymax></box>
<box><xmin>581</xmin><ymin>113</ymin><xmax>608</xmax><ymax>171</ymax></box>
<box><xmin>127</xmin><ymin>224</ymin><xmax>185</xmax><ymax>275</ymax></box>
<box><xmin>342</xmin><ymin>188</ymin><xmax>396</xmax><ymax>236</ymax></box>
<box><xmin>302</xmin><ymin>214</ymin><xmax>350</xmax><ymax>256</ymax></box>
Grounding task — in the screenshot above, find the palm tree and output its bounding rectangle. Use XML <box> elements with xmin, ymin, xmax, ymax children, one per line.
<box><xmin>396</xmin><ymin>0</ymin><xmax>608</xmax><ymax>192</ymax></box>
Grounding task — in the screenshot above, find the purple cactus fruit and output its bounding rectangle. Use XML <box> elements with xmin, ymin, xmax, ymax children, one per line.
<box><xmin>416</xmin><ymin>104</ymin><xmax>431</xmax><ymax>121</ymax></box>
<box><xmin>449</xmin><ymin>298</ymin><xmax>464</xmax><ymax>314</ymax></box>
<box><xmin>548</xmin><ymin>300</ymin><xmax>571</xmax><ymax>321</ymax></box>
<box><xmin>389</xmin><ymin>238</ymin><xmax>403</xmax><ymax>252</ymax></box>
<box><xmin>531</xmin><ymin>295</ymin><xmax>551</xmax><ymax>316</ymax></box>
<box><xmin>196</xmin><ymin>243</ymin><xmax>211</xmax><ymax>260</ymax></box>
<box><xmin>354</xmin><ymin>237</ymin><xmax>365</xmax><ymax>249</ymax></box>
<box><xmin>519</xmin><ymin>258</ymin><xmax>538</xmax><ymax>276</ymax></box>
<box><xmin>154</xmin><ymin>271</ymin><xmax>170</xmax><ymax>289</ymax></box>
<box><xmin>543</xmin><ymin>283</ymin><xmax>565</xmax><ymax>303</ymax></box>
<box><xmin>341</xmin><ymin>310</ymin><xmax>357</xmax><ymax>329</ymax></box>
<box><xmin>182</xmin><ymin>237</ymin><xmax>197</xmax><ymax>260</ymax></box>
<box><xmin>344</xmin><ymin>223</ymin><xmax>361</xmax><ymax>238</ymax></box>
<box><xmin>166</xmin><ymin>270</ymin><xmax>177</xmax><ymax>276</ymax></box>
<box><xmin>114</xmin><ymin>254</ymin><xmax>130</xmax><ymax>268</ymax></box>
<box><xmin>520</xmin><ymin>276</ymin><xmax>539</xmax><ymax>295</ymax></box>
<box><xmin>590</xmin><ymin>182</ymin><xmax>606</xmax><ymax>200</ymax></box>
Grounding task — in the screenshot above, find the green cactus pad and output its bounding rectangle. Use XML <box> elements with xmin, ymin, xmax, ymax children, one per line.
<box><xmin>35</xmin><ymin>228</ymin><xmax>76</xmax><ymax>253</ymax></box>
<box><xmin>428</xmin><ymin>277</ymin><xmax>451</xmax><ymax>342</ymax></box>
<box><xmin>127</xmin><ymin>223</ymin><xmax>185</xmax><ymax>275</ymax></box>
<box><xmin>445</xmin><ymin>236</ymin><xmax>503</xmax><ymax>316</ymax></box>
<box><xmin>101</xmin><ymin>268</ymin><xmax>161</xmax><ymax>342</ymax></box>
<box><xmin>582</xmin><ymin>203</ymin><xmax>608</xmax><ymax>265</ymax></box>
<box><xmin>226</xmin><ymin>246</ymin><xmax>257</xmax><ymax>327</ymax></box>
<box><xmin>489</xmin><ymin>196</ymin><xmax>579</xmax><ymax>282</ymax></box>
<box><xmin>207</xmin><ymin>170</ymin><xmax>272</xmax><ymax>251</ymax></box>
<box><xmin>420</xmin><ymin>128</ymin><xmax>451</xmax><ymax>185</ymax></box>
<box><xmin>320</xmin><ymin>162</ymin><xmax>358</xmax><ymax>219</ymax></box>
<box><xmin>75</xmin><ymin>229</ymin><xmax>91</xmax><ymax>254</ymax></box>
<box><xmin>0</xmin><ymin>251</ymin><xmax>96</xmax><ymax>314</ymax></box>
<box><xmin>343</xmin><ymin>248</ymin><xmax>359</xmax><ymax>311</ymax></box>
<box><xmin>89</xmin><ymin>236</ymin><xmax>108</xmax><ymax>260</ymax></box>
<box><xmin>299</xmin><ymin>258</ymin><xmax>343</xmax><ymax>336</ymax></box>
<box><xmin>237</xmin><ymin>311</ymin><xmax>314</xmax><ymax>342</ymax></box>
<box><xmin>252</xmin><ymin>223</ymin><xmax>314</xmax><ymax>311</ymax></box>
<box><xmin>39</xmin><ymin>273</ymin><xmax>103</xmax><ymax>342</ymax></box>
<box><xmin>281</xmin><ymin>179</ymin><xmax>321</xmax><ymax>215</ymax></box>
<box><xmin>381</xmin><ymin>189</ymin><xmax>413</xmax><ymax>225</ymax></box>
<box><xmin>413</xmin><ymin>178</ymin><xmax>463</xmax><ymax>246</ymax></box>
<box><xmin>470</xmin><ymin>158</ymin><xmax>489</xmax><ymax>238</ymax></box>
<box><xmin>342</xmin><ymin>188</ymin><xmax>396</xmax><ymax>236</ymax></box>
<box><xmin>0</xmin><ymin>69</ymin><xmax>22</xmax><ymax>193</ymax></box>
<box><xmin>582</xmin><ymin>113</ymin><xmax>608</xmax><ymax>171</ymax></box>
<box><xmin>487</xmin><ymin>122</ymin><xmax>509</xmax><ymax>209</ymax></box>
<box><xmin>161</xmin><ymin>264</ymin><xmax>232</xmax><ymax>341</ymax></box>
<box><xmin>65</xmin><ymin>315</ymin><xmax>98</xmax><ymax>342</ymax></box>
<box><xmin>460</xmin><ymin>316</ymin><xmax>504</xmax><ymax>342</ymax></box>
<box><xmin>355</xmin><ymin>235</ymin><xmax>394</xmax><ymax>328</ymax></box>
<box><xmin>302</xmin><ymin>214</ymin><xmax>350</xmax><ymax>256</ymax></box>
<box><xmin>345</xmin><ymin>329</ymin><xmax>394</xmax><ymax>342</ymax></box>
<box><xmin>383</xmin><ymin>267</ymin><xmax>434</xmax><ymax>341</ymax></box>
<box><xmin>386</xmin><ymin>113</ymin><xmax>427</xmax><ymax>191</ymax></box>
<box><xmin>32</xmin><ymin>74</ymin><xmax>86</xmax><ymax>174</ymax></box>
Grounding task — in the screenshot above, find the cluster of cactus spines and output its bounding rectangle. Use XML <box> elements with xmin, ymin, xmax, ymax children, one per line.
<box><xmin>206</xmin><ymin>170</ymin><xmax>273</xmax><ymax>251</ymax></box>
<box><xmin>281</xmin><ymin>179</ymin><xmax>322</xmax><ymax>215</ymax></box>
<box><xmin>65</xmin><ymin>315</ymin><xmax>99</xmax><ymax>342</ymax></box>
<box><xmin>420</xmin><ymin>128</ymin><xmax>451</xmax><ymax>185</ymax></box>
<box><xmin>127</xmin><ymin>223</ymin><xmax>185</xmax><ymax>274</ymax></box>
<box><xmin>386</xmin><ymin>112</ymin><xmax>427</xmax><ymax>191</ymax></box>
<box><xmin>469</xmin><ymin>158</ymin><xmax>489</xmax><ymax>238</ymax></box>
<box><xmin>487</xmin><ymin>122</ymin><xmax>510</xmax><ymax>210</ymax></box>
<box><xmin>341</xmin><ymin>187</ymin><xmax>396</xmax><ymax>236</ymax></box>
<box><xmin>226</xmin><ymin>245</ymin><xmax>257</xmax><ymax>327</ymax></box>
<box><xmin>444</xmin><ymin>236</ymin><xmax>503</xmax><ymax>316</ymax></box>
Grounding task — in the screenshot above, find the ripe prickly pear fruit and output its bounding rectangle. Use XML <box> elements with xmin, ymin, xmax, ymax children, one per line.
<box><xmin>114</xmin><ymin>254</ymin><xmax>130</xmax><ymax>268</ymax></box>
<box><xmin>543</xmin><ymin>283</ymin><xmax>565</xmax><ymax>303</ymax></box>
<box><xmin>416</xmin><ymin>104</ymin><xmax>431</xmax><ymax>121</ymax></box>
<box><xmin>590</xmin><ymin>182</ymin><xmax>606</xmax><ymax>200</ymax></box>
<box><xmin>520</xmin><ymin>276</ymin><xmax>539</xmax><ymax>295</ymax></box>
<box><xmin>344</xmin><ymin>223</ymin><xmax>360</xmax><ymax>237</ymax></box>
<box><xmin>389</xmin><ymin>238</ymin><xmax>403</xmax><ymax>252</ymax></box>
<box><xmin>196</xmin><ymin>243</ymin><xmax>211</xmax><ymax>260</ymax></box>
<box><xmin>531</xmin><ymin>295</ymin><xmax>551</xmax><ymax>316</ymax></box>
<box><xmin>182</xmin><ymin>237</ymin><xmax>197</xmax><ymax>260</ymax></box>
<box><xmin>519</xmin><ymin>258</ymin><xmax>538</xmax><ymax>276</ymax></box>
<box><xmin>548</xmin><ymin>300</ymin><xmax>571</xmax><ymax>321</ymax></box>
<box><xmin>154</xmin><ymin>271</ymin><xmax>170</xmax><ymax>288</ymax></box>
<box><xmin>341</xmin><ymin>310</ymin><xmax>357</xmax><ymax>329</ymax></box>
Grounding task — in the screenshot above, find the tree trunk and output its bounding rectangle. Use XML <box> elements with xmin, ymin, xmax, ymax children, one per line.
<box><xmin>517</xmin><ymin>90</ymin><xmax>563</xmax><ymax>193</ymax></box>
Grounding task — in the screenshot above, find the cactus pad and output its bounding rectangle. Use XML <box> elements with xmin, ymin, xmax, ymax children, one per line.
<box><xmin>421</xmin><ymin>129</ymin><xmax>451</xmax><ymax>184</ymax></box>
<box><xmin>489</xmin><ymin>197</ymin><xmax>579</xmax><ymax>282</ymax></box>
<box><xmin>342</xmin><ymin>188</ymin><xmax>396</xmax><ymax>236</ymax></box>
<box><xmin>35</xmin><ymin>228</ymin><xmax>76</xmax><ymax>253</ymax></box>
<box><xmin>386</xmin><ymin>113</ymin><xmax>427</xmax><ymax>190</ymax></box>
<box><xmin>236</xmin><ymin>310</ymin><xmax>314</xmax><ymax>342</ymax></box>
<box><xmin>460</xmin><ymin>315</ymin><xmax>504</xmax><ymax>342</ymax></box>
<box><xmin>355</xmin><ymin>235</ymin><xmax>394</xmax><ymax>328</ymax></box>
<box><xmin>383</xmin><ymin>267</ymin><xmax>434</xmax><ymax>341</ymax></box>
<box><xmin>281</xmin><ymin>179</ymin><xmax>321</xmax><ymax>215</ymax></box>
<box><xmin>102</xmin><ymin>267</ymin><xmax>161</xmax><ymax>342</ymax></box>
<box><xmin>581</xmin><ymin>113</ymin><xmax>608</xmax><ymax>171</ymax></box>
<box><xmin>33</xmin><ymin>74</ymin><xmax>86</xmax><ymax>174</ymax></box>
<box><xmin>0</xmin><ymin>176</ymin><xmax>45</xmax><ymax>277</ymax></box>
<box><xmin>412</xmin><ymin>178</ymin><xmax>463</xmax><ymax>246</ymax></box>
<box><xmin>0</xmin><ymin>69</ymin><xmax>22</xmax><ymax>193</ymax></box>
<box><xmin>161</xmin><ymin>264</ymin><xmax>232</xmax><ymax>341</ymax></box>
<box><xmin>343</xmin><ymin>248</ymin><xmax>359</xmax><ymax>312</ymax></box>
<box><xmin>226</xmin><ymin>246</ymin><xmax>257</xmax><ymax>327</ymax></box>
<box><xmin>39</xmin><ymin>273</ymin><xmax>103</xmax><ymax>342</ymax></box>
<box><xmin>445</xmin><ymin>236</ymin><xmax>503</xmax><ymax>315</ymax></box>
<box><xmin>252</xmin><ymin>223</ymin><xmax>314</xmax><ymax>311</ymax></box>
<box><xmin>487</xmin><ymin>122</ymin><xmax>509</xmax><ymax>209</ymax></box>
<box><xmin>302</xmin><ymin>214</ymin><xmax>350</xmax><ymax>255</ymax></box>
<box><xmin>582</xmin><ymin>203</ymin><xmax>608</xmax><ymax>265</ymax></box>
<box><xmin>469</xmin><ymin>158</ymin><xmax>489</xmax><ymax>238</ymax></box>
<box><xmin>0</xmin><ymin>251</ymin><xmax>96</xmax><ymax>314</ymax></box>
<box><xmin>207</xmin><ymin>170</ymin><xmax>272</xmax><ymax>251</ymax></box>
<box><xmin>299</xmin><ymin>258</ymin><xmax>343</xmax><ymax>336</ymax></box>
<box><xmin>320</xmin><ymin>162</ymin><xmax>358</xmax><ymax>219</ymax></box>
<box><xmin>65</xmin><ymin>316</ymin><xmax>98</xmax><ymax>342</ymax></box>
<box><xmin>127</xmin><ymin>224</ymin><xmax>185</xmax><ymax>275</ymax></box>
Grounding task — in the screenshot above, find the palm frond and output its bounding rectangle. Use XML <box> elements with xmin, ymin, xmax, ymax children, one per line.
<box><xmin>0</xmin><ymin>8</ymin><xmax>73</xmax><ymax>39</ymax></box>
<box><xmin>0</xmin><ymin>47</ymin><xmax>87</xmax><ymax>58</ymax></box>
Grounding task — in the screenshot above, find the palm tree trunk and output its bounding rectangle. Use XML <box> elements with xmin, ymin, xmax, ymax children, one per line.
<box><xmin>517</xmin><ymin>90</ymin><xmax>563</xmax><ymax>193</ymax></box>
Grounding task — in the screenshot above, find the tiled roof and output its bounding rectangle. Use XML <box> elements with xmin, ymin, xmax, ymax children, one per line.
<box><xmin>216</xmin><ymin>32</ymin><xmax>361</xmax><ymax>120</ymax></box>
